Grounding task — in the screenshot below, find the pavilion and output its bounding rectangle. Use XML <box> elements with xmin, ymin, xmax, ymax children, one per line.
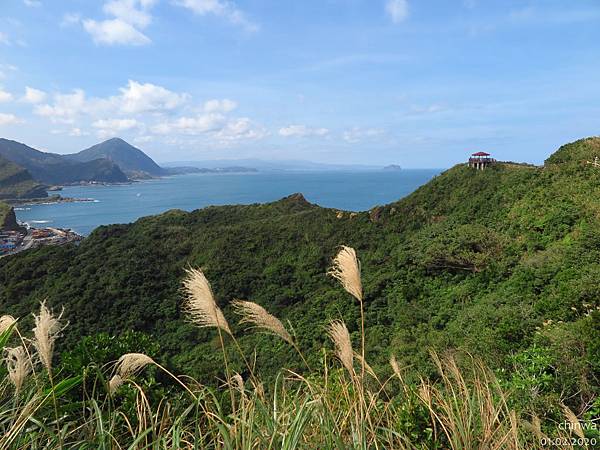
<box><xmin>468</xmin><ymin>151</ymin><xmax>495</xmax><ymax>170</ymax></box>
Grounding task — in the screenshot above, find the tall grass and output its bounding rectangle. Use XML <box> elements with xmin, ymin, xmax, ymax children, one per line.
<box><xmin>0</xmin><ymin>246</ymin><xmax>595</xmax><ymax>449</ymax></box>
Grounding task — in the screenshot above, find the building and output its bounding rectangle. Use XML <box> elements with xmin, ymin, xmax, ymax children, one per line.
<box><xmin>469</xmin><ymin>151</ymin><xmax>495</xmax><ymax>170</ymax></box>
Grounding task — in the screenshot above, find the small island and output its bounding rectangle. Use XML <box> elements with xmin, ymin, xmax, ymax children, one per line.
<box><xmin>383</xmin><ymin>164</ymin><xmax>402</xmax><ymax>171</ymax></box>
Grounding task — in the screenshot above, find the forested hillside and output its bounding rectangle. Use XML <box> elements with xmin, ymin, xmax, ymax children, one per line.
<box><xmin>0</xmin><ymin>155</ymin><xmax>47</xmax><ymax>199</ymax></box>
<box><xmin>1</xmin><ymin>137</ymin><xmax>599</xmax><ymax>418</ymax></box>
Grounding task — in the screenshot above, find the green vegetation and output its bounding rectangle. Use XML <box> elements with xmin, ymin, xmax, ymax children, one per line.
<box><xmin>1</xmin><ymin>137</ymin><xmax>600</xmax><ymax>446</ymax></box>
<box><xmin>0</xmin><ymin>201</ymin><xmax>19</xmax><ymax>230</ymax></box>
<box><xmin>0</xmin><ymin>155</ymin><xmax>47</xmax><ymax>199</ymax></box>
<box><xmin>0</xmin><ymin>256</ymin><xmax>595</xmax><ymax>448</ymax></box>
<box><xmin>0</xmin><ymin>201</ymin><xmax>11</xmax><ymax>226</ymax></box>
<box><xmin>0</xmin><ymin>138</ymin><xmax>128</xmax><ymax>184</ymax></box>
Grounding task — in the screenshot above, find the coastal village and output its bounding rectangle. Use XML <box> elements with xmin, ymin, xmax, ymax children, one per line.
<box><xmin>0</xmin><ymin>204</ymin><xmax>82</xmax><ymax>257</ymax></box>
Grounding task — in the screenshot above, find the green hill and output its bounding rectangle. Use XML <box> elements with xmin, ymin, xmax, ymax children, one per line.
<box><xmin>0</xmin><ymin>201</ymin><xmax>20</xmax><ymax>230</ymax></box>
<box><xmin>0</xmin><ymin>155</ymin><xmax>47</xmax><ymax>199</ymax></box>
<box><xmin>0</xmin><ymin>138</ymin><xmax>129</xmax><ymax>185</ymax></box>
<box><xmin>68</xmin><ymin>137</ymin><xmax>165</xmax><ymax>179</ymax></box>
<box><xmin>0</xmin><ymin>137</ymin><xmax>599</xmax><ymax>414</ymax></box>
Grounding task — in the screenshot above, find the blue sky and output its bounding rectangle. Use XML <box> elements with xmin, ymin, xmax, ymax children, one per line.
<box><xmin>0</xmin><ymin>0</ymin><xmax>599</xmax><ymax>167</ymax></box>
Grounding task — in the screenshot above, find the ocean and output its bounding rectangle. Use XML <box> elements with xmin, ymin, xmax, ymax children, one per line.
<box><xmin>15</xmin><ymin>169</ymin><xmax>441</xmax><ymax>236</ymax></box>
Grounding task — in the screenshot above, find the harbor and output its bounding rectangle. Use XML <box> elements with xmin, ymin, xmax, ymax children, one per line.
<box><xmin>0</xmin><ymin>225</ymin><xmax>82</xmax><ymax>257</ymax></box>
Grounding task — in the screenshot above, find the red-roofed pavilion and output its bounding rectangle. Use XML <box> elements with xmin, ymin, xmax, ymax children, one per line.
<box><xmin>469</xmin><ymin>151</ymin><xmax>495</xmax><ymax>170</ymax></box>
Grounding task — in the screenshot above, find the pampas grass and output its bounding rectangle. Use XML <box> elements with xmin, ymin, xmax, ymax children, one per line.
<box><xmin>4</xmin><ymin>346</ymin><xmax>30</xmax><ymax>394</ymax></box>
<box><xmin>116</xmin><ymin>353</ymin><xmax>155</xmax><ymax>379</ymax></box>
<box><xmin>232</xmin><ymin>299</ymin><xmax>312</xmax><ymax>370</ymax></box>
<box><xmin>0</xmin><ymin>315</ymin><xmax>16</xmax><ymax>335</ymax></box>
<box><xmin>182</xmin><ymin>267</ymin><xmax>231</xmax><ymax>334</ymax></box>
<box><xmin>562</xmin><ymin>405</ymin><xmax>585</xmax><ymax>439</ymax></box>
<box><xmin>327</xmin><ymin>320</ymin><xmax>354</xmax><ymax>377</ymax></box>
<box><xmin>232</xmin><ymin>300</ymin><xmax>292</xmax><ymax>344</ymax></box>
<box><xmin>31</xmin><ymin>302</ymin><xmax>64</xmax><ymax>373</ymax></box>
<box><xmin>329</xmin><ymin>245</ymin><xmax>367</xmax><ymax>406</ymax></box>
<box><xmin>108</xmin><ymin>374</ymin><xmax>123</xmax><ymax>394</ymax></box>
<box><xmin>327</xmin><ymin>246</ymin><xmax>363</xmax><ymax>302</ymax></box>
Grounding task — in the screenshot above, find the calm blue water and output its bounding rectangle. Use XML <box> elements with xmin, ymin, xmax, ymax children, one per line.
<box><xmin>15</xmin><ymin>170</ymin><xmax>440</xmax><ymax>236</ymax></box>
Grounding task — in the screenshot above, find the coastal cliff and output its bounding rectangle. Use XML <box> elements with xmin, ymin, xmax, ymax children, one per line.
<box><xmin>0</xmin><ymin>202</ymin><xmax>20</xmax><ymax>230</ymax></box>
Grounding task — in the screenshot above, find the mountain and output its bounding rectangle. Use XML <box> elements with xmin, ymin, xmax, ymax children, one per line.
<box><xmin>1</xmin><ymin>137</ymin><xmax>599</xmax><ymax>413</ymax></box>
<box><xmin>69</xmin><ymin>138</ymin><xmax>165</xmax><ymax>179</ymax></box>
<box><xmin>0</xmin><ymin>138</ymin><xmax>128</xmax><ymax>185</ymax></box>
<box><xmin>0</xmin><ymin>155</ymin><xmax>48</xmax><ymax>199</ymax></box>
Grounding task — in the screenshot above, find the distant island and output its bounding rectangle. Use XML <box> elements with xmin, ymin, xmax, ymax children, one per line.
<box><xmin>383</xmin><ymin>164</ymin><xmax>402</xmax><ymax>171</ymax></box>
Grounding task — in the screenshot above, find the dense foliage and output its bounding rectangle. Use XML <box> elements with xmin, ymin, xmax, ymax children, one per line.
<box><xmin>0</xmin><ymin>264</ymin><xmax>595</xmax><ymax>449</ymax></box>
<box><xmin>1</xmin><ymin>137</ymin><xmax>600</xmax><ymax>426</ymax></box>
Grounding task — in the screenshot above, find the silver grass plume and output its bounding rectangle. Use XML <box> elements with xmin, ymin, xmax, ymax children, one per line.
<box><xmin>182</xmin><ymin>268</ymin><xmax>231</xmax><ymax>334</ymax></box>
<box><xmin>390</xmin><ymin>355</ymin><xmax>403</xmax><ymax>380</ymax></box>
<box><xmin>327</xmin><ymin>320</ymin><xmax>354</xmax><ymax>376</ymax></box>
<box><xmin>5</xmin><ymin>346</ymin><xmax>31</xmax><ymax>394</ymax></box>
<box><xmin>32</xmin><ymin>302</ymin><xmax>64</xmax><ymax>372</ymax></box>
<box><xmin>232</xmin><ymin>300</ymin><xmax>292</xmax><ymax>344</ymax></box>
<box><xmin>232</xmin><ymin>373</ymin><xmax>245</xmax><ymax>394</ymax></box>
<box><xmin>328</xmin><ymin>246</ymin><xmax>363</xmax><ymax>302</ymax></box>
<box><xmin>562</xmin><ymin>404</ymin><xmax>585</xmax><ymax>439</ymax></box>
<box><xmin>108</xmin><ymin>375</ymin><xmax>123</xmax><ymax>394</ymax></box>
<box><xmin>115</xmin><ymin>353</ymin><xmax>155</xmax><ymax>379</ymax></box>
<box><xmin>0</xmin><ymin>315</ymin><xmax>16</xmax><ymax>334</ymax></box>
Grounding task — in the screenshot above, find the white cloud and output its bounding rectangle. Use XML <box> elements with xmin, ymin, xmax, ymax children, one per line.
<box><xmin>133</xmin><ymin>135</ymin><xmax>153</xmax><ymax>144</ymax></box>
<box><xmin>33</xmin><ymin>81</ymin><xmax>188</xmax><ymax>124</ymax></box>
<box><xmin>410</xmin><ymin>104</ymin><xmax>446</xmax><ymax>114</ymax></box>
<box><xmin>174</xmin><ymin>0</ymin><xmax>259</xmax><ymax>32</ymax></box>
<box><xmin>93</xmin><ymin>118</ymin><xmax>140</xmax><ymax>130</ymax></box>
<box><xmin>385</xmin><ymin>0</ymin><xmax>409</xmax><ymax>24</ymax></box>
<box><xmin>34</xmin><ymin>89</ymin><xmax>88</xmax><ymax>123</ymax></box>
<box><xmin>83</xmin><ymin>18</ymin><xmax>151</xmax><ymax>46</ymax></box>
<box><xmin>0</xmin><ymin>64</ymin><xmax>17</xmax><ymax>80</ymax></box>
<box><xmin>0</xmin><ymin>32</ymin><xmax>10</xmax><ymax>45</ymax></box>
<box><xmin>22</xmin><ymin>86</ymin><xmax>47</xmax><ymax>104</ymax></box>
<box><xmin>204</xmin><ymin>98</ymin><xmax>238</xmax><ymax>113</ymax></box>
<box><xmin>279</xmin><ymin>124</ymin><xmax>329</xmax><ymax>138</ymax></box>
<box><xmin>23</xmin><ymin>0</ymin><xmax>42</xmax><ymax>6</ymax></box>
<box><xmin>103</xmin><ymin>0</ymin><xmax>156</xmax><ymax>28</ymax></box>
<box><xmin>69</xmin><ymin>127</ymin><xmax>89</xmax><ymax>137</ymax></box>
<box><xmin>342</xmin><ymin>127</ymin><xmax>384</xmax><ymax>144</ymax></box>
<box><xmin>119</xmin><ymin>80</ymin><xmax>188</xmax><ymax>114</ymax></box>
<box><xmin>152</xmin><ymin>111</ymin><xmax>267</xmax><ymax>145</ymax></box>
<box><xmin>61</xmin><ymin>13</ymin><xmax>81</xmax><ymax>27</ymax></box>
<box><xmin>28</xmin><ymin>80</ymin><xmax>263</xmax><ymax>146</ymax></box>
<box><xmin>215</xmin><ymin>118</ymin><xmax>268</xmax><ymax>142</ymax></box>
<box><xmin>152</xmin><ymin>113</ymin><xmax>226</xmax><ymax>135</ymax></box>
<box><xmin>82</xmin><ymin>0</ymin><xmax>158</xmax><ymax>46</ymax></box>
<box><xmin>93</xmin><ymin>118</ymin><xmax>141</xmax><ymax>137</ymax></box>
<box><xmin>0</xmin><ymin>89</ymin><xmax>13</xmax><ymax>103</ymax></box>
<box><xmin>0</xmin><ymin>113</ymin><xmax>23</xmax><ymax>125</ymax></box>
